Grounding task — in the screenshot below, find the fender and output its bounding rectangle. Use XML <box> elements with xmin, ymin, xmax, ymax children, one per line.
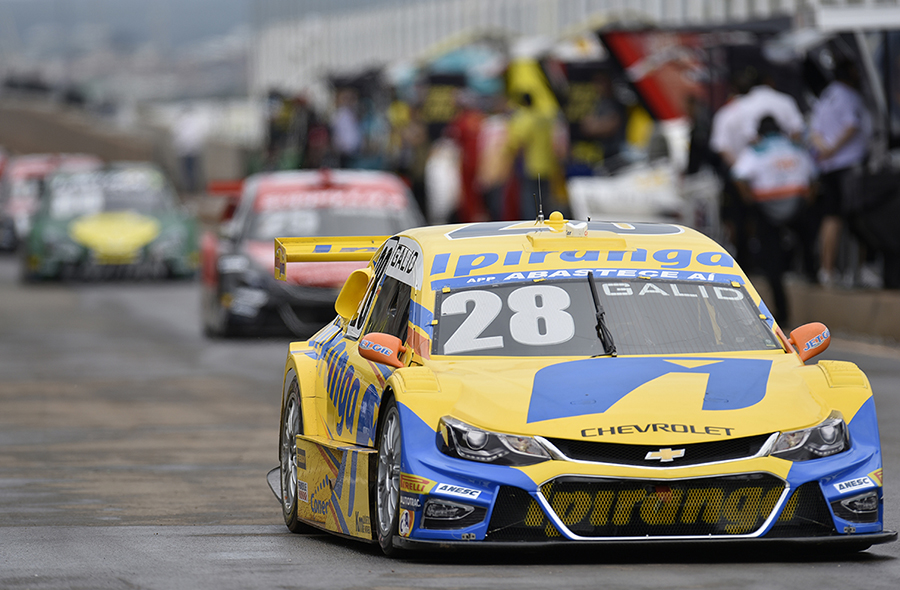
<box><xmin>794</xmin><ymin>361</ymin><xmax>873</xmax><ymax>425</ymax></box>
<box><xmin>282</xmin><ymin>342</ymin><xmax>321</xmax><ymax>438</ymax></box>
<box><xmin>386</xmin><ymin>366</ymin><xmax>449</xmax><ymax>436</ymax></box>
<box><xmin>375</xmin><ymin>368</ymin><xmax>435</xmax><ymax>441</ymax></box>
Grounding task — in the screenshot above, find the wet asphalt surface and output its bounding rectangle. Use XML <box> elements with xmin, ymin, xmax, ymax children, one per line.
<box><xmin>1</xmin><ymin>255</ymin><xmax>899</xmax><ymax>589</ymax></box>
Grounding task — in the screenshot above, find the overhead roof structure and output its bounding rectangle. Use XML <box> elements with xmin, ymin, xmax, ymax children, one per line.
<box><xmin>251</xmin><ymin>0</ymin><xmax>900</xmax><ymax>100</ymax></box>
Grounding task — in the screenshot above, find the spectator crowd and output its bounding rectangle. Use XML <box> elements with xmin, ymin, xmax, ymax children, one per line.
<box><xmin>256</xmin><ymin>56</ymin><xmax>896</xmax><ymax>324</ymax></box>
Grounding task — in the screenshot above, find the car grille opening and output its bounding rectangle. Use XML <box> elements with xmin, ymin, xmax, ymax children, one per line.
<box><xmin>486</xmin><ymin>486</ymin><xmax>563</xmax><ymax>541</ymax></box>
<box><xmin>765</xmin><ymin>482</ymin><xmax>837</xmax><ymax>537</ymax></box>
<box><xmin>544</xmin><ymin>433</ymin><xmax>773</xmax><ymax>467</ymax></box>
<box><xmin>488</xmin><ymin>474</ymin><xmax>792</xmax><ymax>540</ymax></box>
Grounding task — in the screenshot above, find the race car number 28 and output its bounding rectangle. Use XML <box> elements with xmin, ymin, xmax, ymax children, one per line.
<box><xmin>440</xmin><ymin>285</ymin><xmax>575</xmax><ymax>354</ymax></box>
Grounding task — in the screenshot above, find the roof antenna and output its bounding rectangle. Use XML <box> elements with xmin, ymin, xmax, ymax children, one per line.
<box><xmin>534</xmin><ymin>175</ymin><xmax>544</xmax><ymax>224</ymax></box>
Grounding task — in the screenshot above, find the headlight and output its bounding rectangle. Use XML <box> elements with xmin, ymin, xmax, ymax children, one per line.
<box><xmin>438</xmin><ymin>416</ymin><xmax>550</xmax><ymax>466</ymax></box>
<box><xmin>771</xmin><ymin>412</ymin><xmax>849</xmax><ymax>461</ymax></box>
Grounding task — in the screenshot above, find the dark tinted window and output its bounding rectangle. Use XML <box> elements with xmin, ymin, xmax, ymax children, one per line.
<box><xmin>364</xmin><ymin>275</ymin><xmax>411</xmax><ymax>341</ymax></box>
<box><xmin>433</xmin><ymin>278</ymin><xmax>780</xmax><ymax>356</ymax></box>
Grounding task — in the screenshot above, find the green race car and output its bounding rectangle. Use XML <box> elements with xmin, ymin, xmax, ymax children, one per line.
<box><xmin>23</xmin><ymin>162</ymin><xmax>199</xmax><ymax>281</ymax></box>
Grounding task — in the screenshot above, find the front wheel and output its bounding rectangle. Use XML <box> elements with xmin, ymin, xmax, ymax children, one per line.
<box><xmin>374</xmin><ymin>397</ymin><xmax>404</xmax><ymax>556</ymax></box>
<box><xmin>202</xmin><ymin>287</ymin><xmax>233</xmax><ymax>338</ymax></box>
<box><xmin>280</xmin><ymin>379</ymin><xmax>312</xmax><ymax>533</ymax></box>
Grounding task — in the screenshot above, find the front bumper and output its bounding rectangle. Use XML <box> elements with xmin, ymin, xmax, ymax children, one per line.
<box><xmin>395</xmin><ymin>530</ymin><xmax>897</xmax><ymax>552</ymax></box>
<box><xmin>395</xmin><ymin>398</ymin><xmax>892</xmax><ymax>548</ymax></box>
<box><xmin>28</xmin><ymin>249</ymin><xmax>197</xmax><ymax>280</ymax></box>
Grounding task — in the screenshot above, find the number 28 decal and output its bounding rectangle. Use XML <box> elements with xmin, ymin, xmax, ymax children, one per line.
<box><xmin>439</xmin><ymin>285</ymin><xmax>575</xmax><ymax>355</ymax></box>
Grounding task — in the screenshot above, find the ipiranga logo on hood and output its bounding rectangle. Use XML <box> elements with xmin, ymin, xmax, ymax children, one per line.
<box><xmin>528</xmin><ymin>358</ymin><xmax>773</xmax><ymax>423</ymax></box>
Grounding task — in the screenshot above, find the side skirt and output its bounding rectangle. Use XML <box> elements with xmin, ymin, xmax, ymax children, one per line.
<box><xmin>289</xmin><ymin>435</ymin><xmax>377</xmax><ymax>542</ymax></box>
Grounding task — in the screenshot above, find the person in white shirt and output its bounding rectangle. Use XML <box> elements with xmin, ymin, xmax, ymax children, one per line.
<box><xmin>332</xmin><ymin>89</ymin><xmax>362</xmax><ymax>168</ymax></box>
<box><xmin>709</xmin><ymin>70</ymin><xmax>755</xmax><ymax>265</ymax></box>
<box><xmin>173</xmin><ymin>105</ymin><xmax>209</xmax><ymax>194</ymax></box>
<box><xmin>809</xmin><ymin>59</ymin><xmax>873</xmax><ymax>286</ymax></box>
<box><xmin>736</xmin><ymin>76</ymin><xmax>805</xmax><ymax>146</ymax></box>
<box><xmin>733</xmin><ymin>116</ymin><xmax>815</xmax><ymax>324</ymax></box>
<box><xmin>710</xmin><ymin>68</ymin><xmax>805</xmax><ymax>269</ymax></box>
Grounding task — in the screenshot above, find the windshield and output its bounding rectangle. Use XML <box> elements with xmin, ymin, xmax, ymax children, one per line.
<box><xmin>47</xmin><ymin>168</ymin><xmax>175</xmax><ymax>218</ymax></box>
<box><xmin>246</xmin><ymin>206</ymin><xmax>420</xmax><ymax>241</ymax></box>
<box><xmin>432</xmin><ymin>278</ymin><xmax>781</xmax><ymax>356</ymax></box>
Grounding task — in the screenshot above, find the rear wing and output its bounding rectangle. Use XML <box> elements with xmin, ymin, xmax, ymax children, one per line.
<box><xmin>274</xmin><ymin>236</ymin><xmax>389</xmax><ymax>280</ymax></box>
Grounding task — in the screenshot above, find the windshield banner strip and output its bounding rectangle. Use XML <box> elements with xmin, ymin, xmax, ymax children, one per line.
<box><xmin>430</xmin><ymin>269</ymin><xmax>745</xmax><ymax>291</ymax></box>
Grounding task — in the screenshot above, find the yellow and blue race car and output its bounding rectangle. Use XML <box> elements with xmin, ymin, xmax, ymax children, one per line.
<box><xmin>269</xmin><ymin>212</ymin><xmax>895</xmax><ymax>555</ymax></box>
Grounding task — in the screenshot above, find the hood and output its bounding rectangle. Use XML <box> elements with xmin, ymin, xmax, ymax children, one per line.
<box><xmin>437</xmin><ymin>353</ymin><xmax>827</xmax><ymax>444</ymax></box>
<box><xmin>69</xmin><ymin>211</ymin><xmax>160</xmax><ymax>258</ymax></box>
<box><xmin>243</xmin><ymin>240</ymin><xmax>364</xmax><ymax>288</ymax></box>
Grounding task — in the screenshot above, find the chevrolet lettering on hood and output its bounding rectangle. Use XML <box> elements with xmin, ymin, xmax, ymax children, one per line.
<box><xmin>269</xmin><ymin>213</ymin><xmax>896</xmax><ymax>557</ymax></box>
<box><xmin>581</xmin><ymin>424</ymin><xmax>736</xmax><ymax>437</ymax></box>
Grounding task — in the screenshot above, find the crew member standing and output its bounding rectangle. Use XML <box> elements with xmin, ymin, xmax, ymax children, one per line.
<box><xmin>809</xmin><ymin>59</ymin><xmax>873</xmax><ymax>287</ymax></box>
<box><xmin>732</xmin><ymin>116</ymin><xmax>815</xmax><ymax>325</ymax></box>
<box><xmin>505</xmin><ymin>93</ymin><xmax>558</xmax><ymax>219</ymax></box>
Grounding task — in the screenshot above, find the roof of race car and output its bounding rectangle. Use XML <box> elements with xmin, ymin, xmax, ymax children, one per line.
<box><xmin>275</xmin><ymin>212</ymin><xmax>752</xmax><ymax>300</ymax></box>
<box><xmin>397</xmin><ymin>213</ymin><xmax>746</xmax><ymax>291</ymax></box>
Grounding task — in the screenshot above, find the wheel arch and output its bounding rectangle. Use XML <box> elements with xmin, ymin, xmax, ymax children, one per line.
<box><xmin>281</xmin><ymin>350</ymin><xmax>319</xmax><ymax>439</ymax></box>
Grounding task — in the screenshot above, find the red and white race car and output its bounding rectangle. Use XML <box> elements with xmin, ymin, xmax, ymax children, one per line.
<box><xmin>201</xmin><ymin>169</ymin><xmax>424</xmax><ymax>337</ymax></box>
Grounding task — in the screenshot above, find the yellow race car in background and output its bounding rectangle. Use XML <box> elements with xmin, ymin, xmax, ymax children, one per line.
<box><xmin>269</xmin><ymin>212</ymin><xmax>895</xmax><ymax>556</ymax></box>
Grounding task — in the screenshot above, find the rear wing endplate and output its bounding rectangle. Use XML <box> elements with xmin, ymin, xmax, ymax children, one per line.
<box><xmin>274</xmin><ymin>236</ymin><xmax>389</xmax><ymax>280</ymax></box>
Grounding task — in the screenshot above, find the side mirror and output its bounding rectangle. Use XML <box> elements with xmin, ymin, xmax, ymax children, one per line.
<box><xmin>359</xmin><ymin>333</ymin><xmax>407</xmax><ymax>368</ymax></box>
<box><xmin>335</xmin><ymin>267</ymin><xmax>373</xmax><ymax>320</ymax></box>
<box><xmin>789</xmin><ymin>322</ymin><xmax>831</xmax><ymax>362</ymax></box>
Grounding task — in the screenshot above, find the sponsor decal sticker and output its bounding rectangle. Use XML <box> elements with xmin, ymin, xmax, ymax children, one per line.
<box><xmin>384</xmin><ymin>236</ymin><xmax>423</xmax><ymax>289</ymax></box>
<box><xmin>359</xmin><ymin>338</ymin><xmax>395</xmax><ymax>357</ymax></box>
<box><xmin>319</xmin><ymin>336</ymin><xmax>381</xmax><ymax>444</ymax></box>
<box><xmin>432</xmin><ymin>268</ymin><xmax>744</xmax><ymax>291</ymax></box>
<box><xmin>582</xmin><ymin>423</ymin><xmax>735</xmax><ymax>437</ymax></box>
<box><xmin>400</xmin><ymin>493</ymin><xmax>422</xmax><ymax>510</ymax></box>
<box><xmin>804</xmin><ymin>328</ymin><xmax>830</xmax><ymax>352</ymax></box>
<box><xmin>296</xmin><ymin>447</ymin><xmax>306</xmax><ymax>470</ymax></box>
<box><xmin>400</xmin><ymin>473</ymin><xmax>436</xmax><ymax>495</ymax></box>
<box><xmin>297</xmin><ymin>480</ymin><xmax>308</xmax><ymax>503</ymax></box>
<box><xmin>869</xmin><ymin>468</ymin><xmax>884</xmax><ymax>487</ymax></box>
<box><xmin>434</xmin><ymin>483</ymin><xmax>482</xmax><ymax>500</ymax></box>
<box><xmin>531</xmin><ymin>357</ymin><xmax>771</xmax><ymax>423</ymax></box>
<box><xmin>398</xmin><ymin>509</ymin><xmax>412</xmax><ymax>537</ymax></box>
<box><xmin>355</xmin><ymin>512</ymin><xmax>371</xmax><ymax>535</ymax></box>
<box><xmin>834</xmin><ymin>477</ymin><xmax>875</xmax><ymax>493</ymax></box>
<box><xmin>531</xmin><ymin>483</ymin><xmax>785</xmax><ymax>535</ymax></box>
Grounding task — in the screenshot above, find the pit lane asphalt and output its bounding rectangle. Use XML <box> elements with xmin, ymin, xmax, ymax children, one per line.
<box><xmin>1</xmin><ymin>255</ymin><xmax>898</xmax><ymax>590</ymax></box>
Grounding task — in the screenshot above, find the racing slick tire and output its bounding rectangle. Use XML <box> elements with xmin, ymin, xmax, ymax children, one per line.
<box><xmin>373</xmin><ymin>396</ymin><xmax>405</xmax><ymax>557</ymax></box>
<box><xmin>280</xmin><ymin>379</ymin><xmax>313</xmax><ymax>533</ymax></box>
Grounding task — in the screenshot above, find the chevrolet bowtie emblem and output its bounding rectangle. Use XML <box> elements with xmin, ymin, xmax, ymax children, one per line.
<box><xmin>645</xmin><ymin>448</ymin><xmax>686</xmax><ymax>462</ymax></box>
